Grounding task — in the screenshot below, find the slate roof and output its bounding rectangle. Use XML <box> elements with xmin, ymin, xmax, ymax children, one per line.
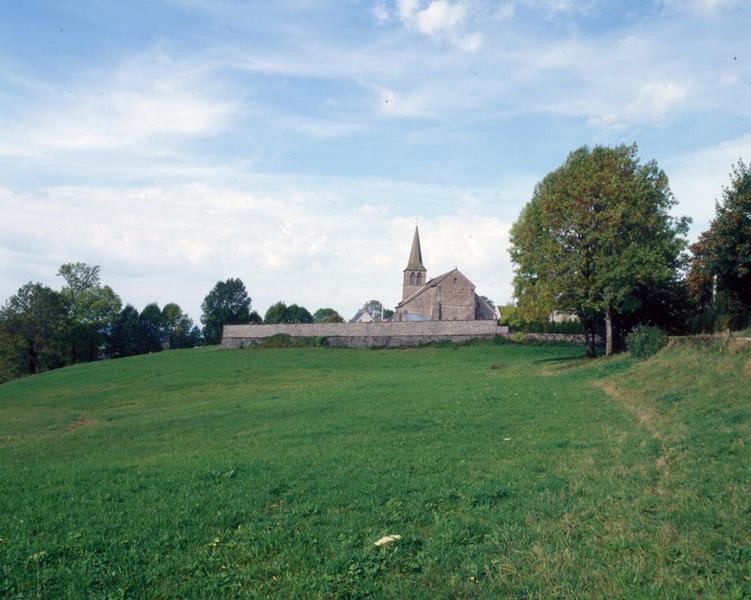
<box><xmin>396</xmin><ymin>268</ymin><xmax>459</xmax><ymax>308</ymax></box>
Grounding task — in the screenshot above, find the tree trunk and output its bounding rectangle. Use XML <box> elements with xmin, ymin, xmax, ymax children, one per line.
<box><xmin>585</xmin><ymin>327</ymin><xmax>596</xmax><ymax>358</ymax></box>
<box><xmin>605</xmin><ymin>305</ymin><xmax>613</xmax><ymax>357</ymax></box>
<box><xmin>28</xmin><ymin>340</ymin><xmax>38</xmax><ymax>374</ymax></box>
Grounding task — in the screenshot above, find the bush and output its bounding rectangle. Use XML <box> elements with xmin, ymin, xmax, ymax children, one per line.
<box><xmin>259</xmin><ymin>334</ymin><xmax>328</xmax><ymax>348</ymax></box>
<box><xmin>511</xmin><ymin>332</ymin><xmax>526</xmax><ymax>344</ymax></box>
<box><xmin>626</xmin><ymin>325</ymin><xmax>668</xmax><ymax>359</ymax></box>
<box><xmin>491</xmin><ymin>334</ymin><xmax>508</xmax><ymax>345</ymax></box>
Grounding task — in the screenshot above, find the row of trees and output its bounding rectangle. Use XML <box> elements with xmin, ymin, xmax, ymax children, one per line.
<box><xmin>509</xmin><ymin>144</ymin><xmax>750</xmax><ymax>356</ymax></box>
<box><xmin>0</xmin><ymin>263</ymin><xmax>203</xmax><ymax>381</ymax></box>
<box><xmin>1</xmin><ymin>270</ymin><xmax>371</xmax><ymax>382</ymax></box>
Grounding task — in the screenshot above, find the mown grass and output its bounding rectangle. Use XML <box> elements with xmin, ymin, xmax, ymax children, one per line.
<box><xmin>0</xmin><ymin>341</ymin><xmax>749</xmax><ymax>598</ymax></box>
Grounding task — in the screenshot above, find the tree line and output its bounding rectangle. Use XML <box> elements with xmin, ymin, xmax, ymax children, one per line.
<box><xmin>509</xmin><ymin>144</ymin><xmax>750</xmax><ymax>356</ymax></box>
<box><xmin>0</xmin><ymin>269</ymin><xmax>370</xmax><ymax>383</ymax></box>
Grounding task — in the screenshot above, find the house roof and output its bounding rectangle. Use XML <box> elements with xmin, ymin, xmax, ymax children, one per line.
<box><xmin>404</xmin><ymin>226</ymin><xmax>426</xmax><ymax>271</ymax></box>
<box><xmin>350</xmin><ymin>307</ymin><xmax>374</xmax><ymax>322</ymax></box>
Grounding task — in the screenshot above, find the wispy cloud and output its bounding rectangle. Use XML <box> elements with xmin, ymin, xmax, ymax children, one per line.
<box><xmin>0</xmin><ymin>50</ymin><xmax>235</xmax><ymax>157</ymax></box>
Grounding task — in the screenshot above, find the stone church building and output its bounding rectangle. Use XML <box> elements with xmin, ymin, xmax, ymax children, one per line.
<box><xmin>394</xmin><ymin>227</ymin><xmax>496</xmax><ymax>322</ymax></box>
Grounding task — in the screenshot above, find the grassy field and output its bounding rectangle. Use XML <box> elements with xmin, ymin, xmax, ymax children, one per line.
<box><xmin>1</xmin><ymin>340</ymin><xmax>749</xmax><ymax>598</ymax></box>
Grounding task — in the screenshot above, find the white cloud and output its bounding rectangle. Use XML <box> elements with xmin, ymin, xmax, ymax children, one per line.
<box><xmin>0</xmin><ymin>176</ymin><xmax>520</xmax><ymax>320</ymax></box>
<box><xmin>661</xmin><ymin>0</ymin><xmax>742</xmax><ymax>14</ymax></box>
<box><xmin>394</xmin><ymin>0</ymin><xmax>483</xmax><ymax>51</ymax></box>
<box><xmin>634</xmin><ymin>81</ymin><xmax>689</xmax><ymax>119</ymax></box>
<box><xmin>0</xmin><ymin>51</ymin><xmax>235</xmax><ymax>157</ymax></box>
<box><xmin>373</xmin><ymin>1</ymin><xmax>391</xmax><ymax>23</ymax></box>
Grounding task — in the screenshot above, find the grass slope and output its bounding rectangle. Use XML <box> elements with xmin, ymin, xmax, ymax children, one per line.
<box><xmin>0</xmin><ymin>342</ymin><xmax>749</xmax><ymax>598</ymax></box>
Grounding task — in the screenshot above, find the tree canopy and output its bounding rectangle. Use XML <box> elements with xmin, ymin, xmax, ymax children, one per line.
<box><xmin>688</xmin><ymin>160</ymin><xmax>751</xmax><ymax>328</ymax></box>
<box><xmin>509</xmin><ymin>144</ymin><xmax>689</xmax><ymax>356</ymax></box>
<box><xmin>57</xmin><ymin>262</ymin><xmax>122</xmax><ymax>362</ymax></box>
<box><xmin>200</xmin><ymin>278</ymin><xmax>253</xmax><ymax>344</ymax></box>
<box><xmin>0</xmin><ymin>283</ymin><xmax>68</xmax><ymax>376</ymax></box>
<box><xmin>313</xmin><ymin>308</ymin><xmax>343</xmax><ymax>323</ymax></box>
<box><xmin>264</xmin><ymin>301</ymin><xmax>313</xmax><ymax>324</ymax></box>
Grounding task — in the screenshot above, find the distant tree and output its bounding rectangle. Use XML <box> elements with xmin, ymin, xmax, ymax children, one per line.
<box><xmin>265</xmin><ymin>301</ymin><xmax>313</xmax><ymax>324</ymax></box>
<box><xmin>285</xmin><ymin>304</ymin><xmax>313</xmax><ymax>324</ymax></box>
<box><xmin>249</xmin><ymin>311</ymin><xmax>263</xmax><ymax>324</ymax></box>
<box><xmin>57</xmin><ymin>262</ymin><xmax>121</xmax><ymax>362</ymax></box>
<box><xmin>382</xmin><ymin>308</ymin><xmax>395</xmax><ymax>320</ymax></box>
<box><xmin>107</xmin><ymin>305</ymin><xmax>142</xmax><ymax>358</ymax></box>
<box><xmin>264</xmin><ymin>301</ymin><xmax>288</xmax><ymax>325</ymax></box>
<box><xmin>161</xmin><ymin>303</ymin><xmax>203</xmax><ymax>349</ymax></box>
<box><xmin>478</xmin><ymin>295</ymin><xmax>495</xmax><ymax>309</ymax></box>
<box><xmin>363</xmin><ymin>300</ymin><xmax>383</xmax><ymax>321</ymax></box>
<box><xmin>0</xmin><ymin>283</ymin><xmax>68</xmax><ymax>376</ymax></box>
<box><xmin>201</xmin><ymin>278</ymin><xmax>253</xmax><ymax>345</ymax></box>
<box><xmin>139</xmin><ymin>303</ymin><xmax>165</xmax><ymax>353</ymax></box>
<box><xmin>510</xmin><ymin>144</ymin><xmax>689</xmax><ymax>357</ymax></box>
<box><xmin>689</xmin><ymin>160</ymin><xmax>751</xmax><ymax>327</ymax></box>
<box><xmin>313</xmin><ymin>308</ymin><xmax>343</xmax><ymax>323</ymax></box>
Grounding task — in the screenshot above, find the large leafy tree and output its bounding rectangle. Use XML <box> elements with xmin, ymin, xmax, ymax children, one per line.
<box><xmin>0</xmin><ymin>283</ymin><xmax>68</xmax><ymax>376</ymax></box>
<box><xmin>510</xmin><ymin>144</ymin><xmax>689</xmax><ymax>356</ymax></box>
<box><xmin>201</xmin><ymin>278</ymin><xmax>253</xmax><ymax>344</ymax></box>
<box><xmin>313</xmin><ymin>308</ymin><xmax>343</xmax><ymax>323</ymax></box>
<box><xmin>57</xmin><ymin>262</ymin><xmax>121</xmax><ymax>362</ymax></box>
<box><xmin>689</xmin><ymin>160</ymin><xmax>751</xmax><ymax>327</ymax></box>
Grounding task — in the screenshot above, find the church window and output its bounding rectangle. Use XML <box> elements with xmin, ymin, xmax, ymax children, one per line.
<box><xmin>410</xmin><ymin>272</ymin><xmax>416</xmax><ymax>285</ymax></box>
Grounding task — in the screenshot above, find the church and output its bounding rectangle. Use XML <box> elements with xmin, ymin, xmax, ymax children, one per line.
<box><xmin>394</xmin><ymin>227</ymin><xmax>496</xmax><ymax>322</ymax></box>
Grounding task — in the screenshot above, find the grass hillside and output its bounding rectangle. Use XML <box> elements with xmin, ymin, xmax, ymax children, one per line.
<box><xmin>1</xmin><ymin>341</ymin><xmax>749</xmax><ymax>598</ymax></box>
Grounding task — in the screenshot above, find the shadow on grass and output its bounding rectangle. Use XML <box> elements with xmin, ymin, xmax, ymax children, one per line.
<box><xmin>533</xmin><ymin>355</ymin><xmax>590</xmax><ymax>365</ymax></box>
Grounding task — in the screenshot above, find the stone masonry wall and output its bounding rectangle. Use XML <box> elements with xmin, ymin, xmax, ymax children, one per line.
<box><xmin>222</xmin><ymin>321</ymin><xmax>504</xmax><ymax>348</ymax></box>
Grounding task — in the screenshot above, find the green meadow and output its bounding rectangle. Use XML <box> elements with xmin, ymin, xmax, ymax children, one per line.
<box><xmin>1</xmin><ymin>341</ymin><xmax>749</xmax><ymax>598</ymax></box>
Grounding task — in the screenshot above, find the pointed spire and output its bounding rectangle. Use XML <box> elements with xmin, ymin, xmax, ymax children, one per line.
<box><xmin>405</xmin><ymin>226</ymin><xmax>426</xmax><ymax>271</ymax></box>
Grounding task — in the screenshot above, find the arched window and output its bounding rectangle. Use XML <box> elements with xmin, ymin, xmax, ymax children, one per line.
<box><xmin>416</xmin><ymin>273</ymin><xmax>422</xmax><ymax>285</ymax></box>
<box><xmin>410</xmin><ymin>272</ymin><xmax>416</xmax><ymax>285</ymax></box>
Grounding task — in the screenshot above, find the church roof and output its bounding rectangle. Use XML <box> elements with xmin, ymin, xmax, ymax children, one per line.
<box><xmin>404</xmin><ymin>226</ymin><xmax>426</xmax><ymax>271</ymax></box>
<box><xmin>396</xmin><ymin>268</ymin><xmax>460</xmax><ymax>308</ymax></box>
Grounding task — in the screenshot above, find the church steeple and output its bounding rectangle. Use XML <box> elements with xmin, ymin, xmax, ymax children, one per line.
<box><xmin>406</xmin><ymin>226</ymin><xmax>425</xmax><ymax>271</ymax></box>
<box><xmin>402</xmin><ymin>226</ymin><xmax>427</xmax><ymax>300</ymax></box>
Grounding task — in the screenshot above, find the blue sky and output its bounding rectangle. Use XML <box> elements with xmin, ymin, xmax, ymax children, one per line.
<box><xmin>1</xmin><ymin>0</ymin><xmax>750</xmax><ymax>321</ymax></box>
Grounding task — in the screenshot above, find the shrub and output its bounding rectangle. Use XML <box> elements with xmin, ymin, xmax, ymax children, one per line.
<box><xmin>259</xmin><ymin>334</ymin><xmax>328</xmax><ymax>348</ymax></box>
<box><xmin>491</xmin><ymin>334</ymin><xmax>508</xmax><ymax>345</ymax></box>
<box><xmin>626</xmin><ymin>325</ymin><xmax>668</xmax><ymax>359</ymax></box>
<box><xmin>511</xmin><ymin>332</ymin><xmax>526</xmax><ymax>344</ymax></box>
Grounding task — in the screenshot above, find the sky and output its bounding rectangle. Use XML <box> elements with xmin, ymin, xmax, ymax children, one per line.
<box><xmin>1</xmin><ymin>0</ymin><xmax>750</xmax><ymax>322</ymax></box>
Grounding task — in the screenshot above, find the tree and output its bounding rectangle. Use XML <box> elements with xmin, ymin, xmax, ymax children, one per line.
<box><xmin>57</xmin><ymin>262</ymin><xmax>121</xmax><ymax>362</ymax></box>
<box><xmin>139</xmin><ymin>303</ymin><xmax>165</xmax><ymax>353</ymax></box>
<box><xmin>265</xmin><ymin>301</ymin><xmax>313</xmax><ymax>324</ymax></box>
<box><xmin>0</xmin><ymin>283</ymin><xmax>68</xmax><ymax>376</ymax></box>
<box><xmin>201</xmin><ymin>278</ymin><xmax>253</xmax><ymax>345</ymax></box>
<box><xmin>162</xmin><ymin>303</ymin><xmax>202</xmax><ymax>349</ymax></box>
<box><xmin>478</xmin><ymin>295</ymin><xmax>495</xmax><ymax>312</ymax></box>
<box><xmin>285</xmin><ymin>304</ymin><xmax>313</xmax><ymax>323</ymax></box>
<box><xmin>313</xmin><ymin>308</ymin><xmax>343</xmax><ymax>323</ymax></box>
<box><xmin>689</xmin><ymin>160</ymin><xmax>751</xmax><ymax>327</ymax></box>
<box><xmin>382</xmin><ymin>308</ymin><xmax>395</xmax><ymax>320</ymax></box>
<box><xmin>510</xmin><ymin>144</ymin><xmax>689</xmax><ymax>357</ymax></box>
<box><xmin>363</xmin><ymin>300</ymin><xmax>383</xmax><ymax>321</ymax></box>
<box><xmin>264</xmin><ymin>301</ymin><xmax>288</xmax><ymax>325</ymax></box>
<box><xmin>107</xmin><ymin>305</ymin><xmax>142</xmax><ymax>358</ymax></box>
